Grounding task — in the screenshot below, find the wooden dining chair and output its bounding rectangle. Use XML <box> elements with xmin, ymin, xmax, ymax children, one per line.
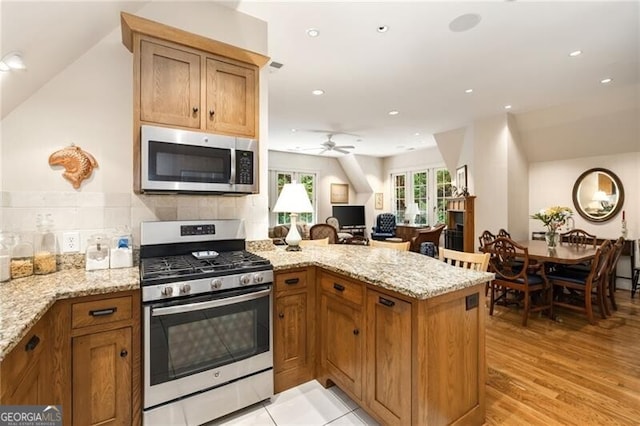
<box><xmin>560</xmin><ymin>229</ymin><xmax>597</xmax><ymax>248</ymax></box>
<box><xmin>546</xmin><ymin>239</ymin><xmax>611</xmax><ymax>325</ymax></box>
<box><xmin>309</xmin><ymin>224</ymin><xmax>338</xmax><ymax>244</ymax></box>
<box><xmin>603</xmin><ymin>237</ymin><xmax>625</xmax><ymax>314</ymax></box>
<box><xmin>369</xmin><ymin>239</ymin><xmax>410</xmax><ymax>251</ymax></box>
<box><xmin>478</xmin><ymin>230</ymin><xmax>496</xmax><ymax>252</ymax></box>
<box><xmin>439</xmin><ymin>248</ymin><xmax>490</xmax><ymax>272</ymax></box>
<box><xmin>483</xmin><ymin>237</ymin><xmax>552</xmax><ymax>326</ymax></box>
<box><xmin>497</xmin><ymin>229</ymin><xmax>511</xmax><ymax>238</ymax></box>
<box><xmin>299</xmin><ymin>237</ymin><xmax>329</xmax><ymax>247</ymax></box>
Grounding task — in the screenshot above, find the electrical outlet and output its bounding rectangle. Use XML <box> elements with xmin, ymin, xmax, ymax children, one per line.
<box><xmin>62</xmin><ymin>231</ymin><xmax>80</xmax><ymax>253</ymax></box>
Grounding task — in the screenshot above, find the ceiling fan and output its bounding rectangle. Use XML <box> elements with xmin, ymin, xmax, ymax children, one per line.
<box><xmin>316</xmin><ymin>134</ymin><xmax>355</xmax><ymax>155</ymax></box>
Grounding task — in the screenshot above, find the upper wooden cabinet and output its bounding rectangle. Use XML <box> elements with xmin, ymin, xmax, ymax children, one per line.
<box><xmin>122</xmin><ymin>12</ymin><xmax>268</xmax><ymax>139</ymax></box>
<box><xmin>140</xmin><ymin>40</ymin><xmax>201</xmax><ymax>129</ymax></box>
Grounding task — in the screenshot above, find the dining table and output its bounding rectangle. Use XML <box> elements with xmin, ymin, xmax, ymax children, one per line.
<box><xmin>517</xmin><ymin>240</ymin><xmax>598</xmax><ymax>265</ymax></box>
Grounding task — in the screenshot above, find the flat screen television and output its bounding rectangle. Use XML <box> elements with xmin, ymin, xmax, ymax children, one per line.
<box><xmin>332</xmin><ymin>205</ymin><xmax>365</xmax><ymax>228</ymax></box>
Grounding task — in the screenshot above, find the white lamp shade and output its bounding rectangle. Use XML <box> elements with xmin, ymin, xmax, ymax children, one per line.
<box><xmin>273</xmin><ymin>183</ymin><xmax>313</xmax><ymax>213</ymax></box>
<box><xmin>405</xmin><ymin>203</ymin><xmax>420</xmax><ymax>215</ymax></box>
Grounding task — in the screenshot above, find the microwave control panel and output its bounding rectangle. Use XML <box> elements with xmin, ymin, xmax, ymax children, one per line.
<box><xmin>236</xmin><ymin>150</ymin><xmax>254</xmax><ymax>185</ymax></box>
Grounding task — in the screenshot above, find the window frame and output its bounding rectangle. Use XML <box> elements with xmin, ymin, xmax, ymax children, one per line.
<box><xmin>390</xmin><ymin>166</ymin><xmax>452</xmax><ymax>226</ymax></box>
<box><xmin>268</xmin><ymin>169</ymin><xmax>317</xmax><ymax>227</ymax></box>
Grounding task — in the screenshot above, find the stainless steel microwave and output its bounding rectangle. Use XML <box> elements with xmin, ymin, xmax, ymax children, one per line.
<box><xmin>141</xmin><ymin>125</ymin><xmax>258</xmax><ymax>194</ymax></box>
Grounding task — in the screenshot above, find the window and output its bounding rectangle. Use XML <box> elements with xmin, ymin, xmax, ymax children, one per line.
<box><xmin>391</xmin><ymin>167</ymin><xmax>452</xmax><ymax>225</ymax></box>
<box><xmin>269</xmin><ymin>170</ymin><xmax>317</xmax><ymax>226</ymax></box>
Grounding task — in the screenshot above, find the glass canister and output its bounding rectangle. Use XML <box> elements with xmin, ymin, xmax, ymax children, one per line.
<box><xmin>0</xmin><ymin>232</ymin><xmax>13</xmax><ymax>282</ymax></box>
<box><xmin>11</xmin><ymin>234</ymin><xmax>34</xmax><ymax>279</ymax></box>
<box><xmin>110</xmin><ymin>227</ymin><xmax>133</xmax><ymax>269</ymax></box>
<box><xmin>34</xmin><ymin>214</ymin><xmax>57</xmax><ymax>275</ymax></box>
<box><xmin>86</xmin><ymin>234</ymin><xmax>110</xmax><ymax>271</ymax></box>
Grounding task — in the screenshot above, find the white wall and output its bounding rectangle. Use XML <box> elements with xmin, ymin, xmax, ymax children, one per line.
<box><xmin>0</xmin><ymin>2</ymin><xmax>269</xmax><ymax>248</ymax></box>
<box><xmin>506</xmin><ymin>114</ymin><xmax>529</xmax><ymax>240</ymax></box>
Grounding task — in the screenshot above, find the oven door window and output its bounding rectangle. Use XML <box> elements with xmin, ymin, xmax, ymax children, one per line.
<box><xmin>148</xmin><ymin>287</ymin><xmax>270</xmax><ymax>386</ymax></box>
<box><xmin>148</xmin><ymin>140</ymin><xmax>231</xmax><ymax>184</ymax></box>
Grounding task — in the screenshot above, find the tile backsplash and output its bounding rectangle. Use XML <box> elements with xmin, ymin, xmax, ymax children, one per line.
<box><xmin>1</xmin><ymin>191</ymin><xmax>268</xmax><ymax>252</ymax></box>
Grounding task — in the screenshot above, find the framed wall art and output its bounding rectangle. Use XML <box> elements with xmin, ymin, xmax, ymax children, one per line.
<box><xmin>456</xmin><ymin>165</ymin><xmax>468</xmax><ymax>190</ymax></box>
<box><xmin>330</xmin><ymin>183</ymin><xmax>349</xmax><ymax>204</ymax></box>
<box><xmin>374</xmin><ymin>193</ymin><xmax>383</xmax><ymax>210</ymax></box>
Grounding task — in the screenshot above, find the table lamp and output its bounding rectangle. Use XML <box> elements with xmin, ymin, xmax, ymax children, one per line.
<box><xmin>406</xmin><ymin>203</ymin><xmax>420</xmax><ymax>225</ymax></box>
<box><xmin>272</xmin><ymin>182</ymin><xmax>313</xmax><ymax>251</ymax></box>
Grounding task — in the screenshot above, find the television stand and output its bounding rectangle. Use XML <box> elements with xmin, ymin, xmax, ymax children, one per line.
<box><xmin>341</xmin><ymin>226</ymin><xmax>366</xmax><ymax>238</ymax></box>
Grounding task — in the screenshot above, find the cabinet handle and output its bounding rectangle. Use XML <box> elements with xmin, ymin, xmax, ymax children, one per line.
<box><xmin>284</xmin><ymin>278</ymin><xmax>299</xmax><ymax>285</ymax></box>
<box><xmin>209</xmin><ymin>110</ymin><xmax>215</xmax><ymax>117</ymax></box>
<box><xmin>120</xmin><ymin>349</ymin><xmax>128</xmax><ymax>358</ymax></box>
<box><xmin>25</xmin><ymin>335</ymin><xmax>40</xmax><ymax>352</ymax></box>
<box><xmin>89</xmin><ymin>307</ymin><xmax>117</xmax><ymax>317</ymax></box>
<box><xmin>333</xmin><ymin>283</ymin><xmax>345</xmax><ymax>292</ymax></box>
<box><xmin>193</xmin><ymin>107</ymin><xmax>199</xmax><ymax>113</ymax></box>
<box><xmin>353</xmin><ymin>329</ymin><xmax>359</xmax><ymax>336</ymax></box>
<box><xmin>378</xmin><ymin>297</ymin><xmax>395</xmax><ymax>307</ymax></box>
<box><xmin>278</xmin><ymin>312</ymin><xmax>284</xmax><ymax>319</ymax></box>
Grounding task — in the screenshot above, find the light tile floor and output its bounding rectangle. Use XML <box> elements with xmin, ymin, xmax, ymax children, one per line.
<box><xmin>211</xmin><ymin>380</ymin><xmax>380</xmax><ymax>426</ymax></box>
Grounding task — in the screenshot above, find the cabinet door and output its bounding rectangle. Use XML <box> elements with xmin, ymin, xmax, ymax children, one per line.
<box><xmin>72</xmin><ymin>327</ymin><xmax>131</xmax><ymax>426</ymax></box>
<box><xmin>320</xmin><ymin>294</ymin><xmax>363</xmax><ymax>399</ymax></box>
<box><xmin>274</xmin><ymin>293</ymin><xmax>308</xmax><ymax>372</ymax></box>
<box><xmin>140</xmin><ymin>40</ymin><xmax>201</xmax><ymax>128</ymax></box>
<box><xmin>206</xmin><ymin>58</ymin><xmax>257</xmax><ymax>137</ymax></box>
<box><xmin>365</xmin><ymin>291</ymin><xmax>412</xmax><ymax>426</ymax></box>
<box><xmin>2</xmin><ymin>355</ymin><xmax>48</xmax><ymax>405</ymax></box>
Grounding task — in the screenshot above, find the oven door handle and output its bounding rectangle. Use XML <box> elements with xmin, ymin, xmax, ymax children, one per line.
<box><xmin>150</xmin><ymin>288</ymin><xmax>271</xmax><ymax>317</ymax></box>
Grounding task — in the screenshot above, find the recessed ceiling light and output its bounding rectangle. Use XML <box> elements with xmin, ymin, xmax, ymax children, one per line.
<box><xmin>414</xmin><ymin>132</ymin><xmax>420</xmax><ymax>136</ymax></box>
<box><xmin>306</xmin><ymin>28</ymin><xmax>320</xmax><ymax>37</ymax></box>
<box><xmin>569</xmin><ymin>50</ymin><xmax>582</xmax><ymax>57</ymax></box>
<box><xmin>377</xmin><ymin>25</ymin><xmax>389</xmax><ymax>33</ymax></box>
<box><xmin>312</xmin><ymin>89</ymin><xmax>324</xmax><ymax>95</ymax></box>
<box><xmin>388</xmin><ymin>110</ymin><xmax>399</xmax><ymax>116</ymax></box>
<box><xmin>504</xmin><ymin>105</ymin><xmax>512</xmax><ymax>110</ymax></box>
<box><xmin>600</xmin><ymin>78</ymin><xmax>613</xmax><ymax>84</ymax></box>
<box><xmin>291</xmin><ymin>128</ymin><xmax>297</xmax><ymax>132</ymax></box>
<box><xmin>465</xmin><ymin>89</ymin><xmax>473</xmax><ymax>94</ymax></box>
<box><xmin>449</xmin><ymin>14</ymin><xmax>482</xmax><ymax>32</ymax></box>
<box><xmin>0</xmin><ymin>51</ymin><xmax>25</xmax><ymax>72</ymax></box>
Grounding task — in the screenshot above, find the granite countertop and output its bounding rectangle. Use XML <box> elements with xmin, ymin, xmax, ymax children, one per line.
<box><xmin>253</xmin><ymin>245</ymin><xmax>494</xmax><ymax>300</ymax></box>
<box><xmin>0</xmin><ymin>267</ymin><xmax>139</xmax><ymax>361</ymax></box>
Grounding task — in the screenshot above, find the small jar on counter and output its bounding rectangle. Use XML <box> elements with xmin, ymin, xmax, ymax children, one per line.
<box><xmin>86</xmin><ymin>234</ymin><xmax>109</xmax><ymax>271</ymax></box>
<box><xmin>0</xmin><ymin>233</ymin><xmax>12</xmax><ymax>282</ymax></box>
<box><xmin>110</xmin><ymin>227</ymin><xmax>133</xmax><ymax>269</ymax></box>
<box><xmin>34</xmin><ymin>214</ymin><xmax>57</xmax><ymax>275</ymax></box>
<box><xmin>11</xmin><ymin>235</ymin><xmax>34</xmax><ymax>279</ymax></box>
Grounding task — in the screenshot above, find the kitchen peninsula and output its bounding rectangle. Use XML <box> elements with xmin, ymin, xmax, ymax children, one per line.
<box><xmin>1</xmin><ymin>245</ymin><xmax>492</xmax><ymax>426</ymax></box>
<box><xmin>256</xmin><ymin>244</ymin><xmax>493</xmax><ymax>426</ymax></box>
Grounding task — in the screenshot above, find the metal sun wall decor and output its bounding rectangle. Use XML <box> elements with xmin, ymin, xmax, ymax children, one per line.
<box><xmin>49</xmin><ymin>144</ymin><xmax>98</xmax><ymax>189</ymax></box>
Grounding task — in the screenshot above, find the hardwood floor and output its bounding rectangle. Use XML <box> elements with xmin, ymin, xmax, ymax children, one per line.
<box><xmin>485</xmin><ymin>289</ymin><xmax>640</xmax><ymax>425</ymax></box>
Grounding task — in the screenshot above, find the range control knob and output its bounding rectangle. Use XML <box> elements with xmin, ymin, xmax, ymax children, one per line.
<box><xmin>180</xmin><ymin>283</ymin><xmax>191</xmax><ymax>294</ymax></box>
<box><xmin>211</xmin><ymin>279</ymin><xmax>223</xmax><ymax>290</ymax></box>
<box><xmin>253</xmin><ymin>274</ymin><xmax>264</xmax><ymax>284</ymax></box>
<box><xmin>161</xmin><ymin>286</ymin><xmax>174</xmax><ymax>297</ymax></box>
<box><xmin>240</xmin><ymin>275</ymin><xmax>252</xmax><ymax>286</ymax></box>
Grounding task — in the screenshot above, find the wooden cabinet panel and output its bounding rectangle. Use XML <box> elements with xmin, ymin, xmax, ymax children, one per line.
<box><xmin>365</xmin><ymin>290</ymin><xmax>412</xmax><ymax>426</ymax></box>
<box><xmin>71</xmin><ymin>295</ymin><xmax>132</xmax><ymax>329</ymax></box>
<box><xmin>72</xmin><ymin>327</ymin><xmax>132</xmax><ymax>426</ymax></box>
<box><xmin>320</xmin><ymin>293</ymin><xmax>363</xmax><ymax>399</ymax></box>
<box><xmin>140</xmin><ymin>40</ymin><xmax>201</xmax><ymax>128</ymax></box>
<box><xmin>320</xmin><ymin>273</ymin><xmax>363</xmax><ymax>306</ymax></box>
<box><xmin>274</xmin><ymin>268</ymin><xmax>315</xmax><ymax>393</ymax></box>
<box><xmin>206</xmin><ymin>58</ymin><xmax>257</xmax><ymax>137</ymax></box>
<box><xmin>445</xmin><ymin>195</ymin><xmax>475</xmax><ymax>253</ymax></box>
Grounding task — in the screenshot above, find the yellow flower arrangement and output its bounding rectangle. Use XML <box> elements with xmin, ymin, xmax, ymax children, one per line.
<box><xmin>531</xmin><ymin>206</ymin><xmax>573</xmax><ymax>232</ymax></box>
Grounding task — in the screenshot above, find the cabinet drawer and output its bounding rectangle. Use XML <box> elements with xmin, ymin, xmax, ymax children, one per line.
<box><xmin>72</xmin><ymin>296</ymin><xmax>132</xmax><ymax>329</ymax></box>
<box><xmin>276</xmin><ymin>270</ymin><xmax>308</xmax><ymax>293</ymax></box>
<box><xmin>320</xmin><ymin>273</ymin><xmax>363</xmax><ymax>306</ymax></box>
<box><xmin>1</xmin><ymin>313</ymin><xmax>48</xmax><ymax>398</ymax></box>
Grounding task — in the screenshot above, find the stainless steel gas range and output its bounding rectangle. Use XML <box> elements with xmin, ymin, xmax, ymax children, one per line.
<box><xmin>140</xmin><ymin>219</ymin><xmax>274</xmax><ymax>426</ymax></box>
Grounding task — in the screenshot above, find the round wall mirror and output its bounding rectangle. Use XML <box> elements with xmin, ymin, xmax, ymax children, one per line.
<box><xmin>572</xmin><ymin>168</ymin><xmax>624</xmax><ymax>223</ymax></box>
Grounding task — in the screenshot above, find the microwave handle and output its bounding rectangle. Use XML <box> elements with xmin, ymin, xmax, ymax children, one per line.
<box><xmin>229</xmin><ymin>148</ymin><xmax>236</xmax><ymax>184</ymax></box>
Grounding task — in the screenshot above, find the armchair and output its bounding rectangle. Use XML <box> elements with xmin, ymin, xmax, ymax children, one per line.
<box><xmin>371</xmin><ymin>213</ymin><xmax>397</xmax><ymax>241</ymax></box>
<box><xmin>410</xmin><ymin>223</ymin><xmax>445</xmax><ymax>254</ymax></box>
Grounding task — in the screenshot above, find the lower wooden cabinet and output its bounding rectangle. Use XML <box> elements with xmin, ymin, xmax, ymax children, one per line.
<box><xmin>72</xmin><ymin>327</ymin><xmax>132</xmax><ymax>426</ymax></box>
<box><xmin>365</xmin><ymin>290</ymin><xmax>412</xmax><ymax>426</ymax></box>
<box><xmin>0</xmin><ymin>310</ymin><xmax>51</xmax><ymax>405</ymax></box>
<box><xmin>273</xmin><ymin>268</ymin><xmax>316</xmax><ymax>393</ymax></box>
<box><xmin>318</xmin><ymin>271</ymin><xmax>364</xmax><ymax>400</ymax></box>
<box><xmin>0</xmin><ymin>290</ymin><xmax>140</xmax><ymax>426</ymax></box>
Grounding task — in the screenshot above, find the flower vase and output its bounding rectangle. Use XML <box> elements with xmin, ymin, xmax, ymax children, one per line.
<box><xmin>545</xmin><ymin>231</ymin><xmax>559</xmax><ymax>249</ymax></box>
